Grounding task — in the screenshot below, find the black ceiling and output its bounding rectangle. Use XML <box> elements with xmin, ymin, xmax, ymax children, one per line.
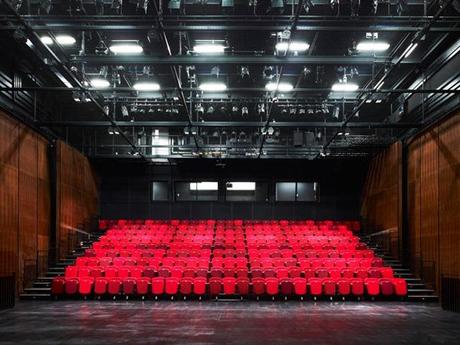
<box><xmin>0</xmin><ymin>0</ymin><xmax>459</xmax><ymax>161</ymax></box>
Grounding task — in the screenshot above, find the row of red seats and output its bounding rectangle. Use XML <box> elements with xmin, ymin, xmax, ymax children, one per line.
<box><xmin>65</xmin><ymin>266</ymin><xmax>394</xmax><ymax>279</ymax></box>
<box><xmin>100</xmin><ymin>219</ymin><xmax>359</xmax><ymax>226</ymax></box>
<box><xmin>53</xmin><ymin>276</ymin><xmax>405</xmax><ymax>298</ymax></box>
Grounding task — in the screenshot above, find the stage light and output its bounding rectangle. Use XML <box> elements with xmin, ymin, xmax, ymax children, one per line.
<box><xmin>263</xmin><ymin>66</ymin><xmax>274</xmax><ymax>80</ymax></box>
<box><xmin>72</xmin><ymin>91</ymin><xmax>82</xmax><ymax>102</ymax></box>
<box><xmin>331</xmin><ymin>82</ymin><xmax>359</xmax><ymax>92</ymax></box>
<box><xmin>275</xmin><ymin>41</ymin><xmax>310</xmax><ymax>52</ymax></box>
<box><xmin>241</xmin><ymin>106</ymin><xmax>249</xmax><ymax>116</ymax></box>
<box><xmin>56</xmin><ymin>35</ymin><xmax>76</xmax><ymax>46</ymax></box>
<box><xmin>109</xmin><ymin>42</ymin><xmax>143</xmax><ymax>55</ymax></box>
<box><xmin>193</xmin><ymin>44</ymin><xmax>225</xmax><ymax>54</ymax></box>
<box><xmin>265</xmin><ymin>81</ymin><xmax>294</xmax><ymax>92</ymax></box>
<box><xmin>40</xmin><ymin>36</ymin><xmax>53</xmax><ymax>45</ymax></box>
<box><xmin>199</xmin><ymin>82</ymin><xmax>227</xmax><ymax>92</ymax></box>
<box><xmin>195</xmin><ymin>104</ymin><xmax>204</xmax><ymax>115</ymax></box>
<box><xmin>133</xmin><ymin>81</ymin><xmax>161</xmax><ymax>91</ymax></box>
<box><xmin>356</xmin><ymin>41</ymin><xmax>390</xmax><ymax>52</ymax></box>
<box><xmin>121</xmin><ymin>105</ymin><xmax>129</xmax><ymax>117</ymax></box>
<box><xmin>333</xmin><ymin>106</ymin><xmax>340</xmax><ymax>119</ymax></box>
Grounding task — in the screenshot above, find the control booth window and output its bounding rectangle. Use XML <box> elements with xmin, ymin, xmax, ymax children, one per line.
<box><xmin>175</xmin><ymin>181</ymin><xmax>218</xmax><ymax>201</ymax></box>
<box><xmin>276</xmin><ymin>182</ymin><xmax>319</xmax><ymax>202</ymax></box>
<box><xmin>152</xmin><ymin>181</ymin><xmax>169</xmax><ymax>201</ymax></box>
<box><xmin>225</xmin><ymin>182</ymin><xmax>269</xmax><ymax>202</ymax></box>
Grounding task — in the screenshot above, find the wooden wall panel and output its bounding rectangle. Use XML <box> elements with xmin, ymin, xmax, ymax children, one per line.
<box><xmin>0</xmin><ymin>110</ymin><xmax>50</xmax><ymax>293</ymax></box>
<box><xmin>56</xmin><ymin>141</ymin><xmax>99</xmax><ymax>260</ymax></box>
<box><xmin>361</xmin><ymin>141</ymin><xmax>402</xmax><ymax>259</ymax></box>
<box><xmin>407</xmin><ymin>110</ymin><xmax>460</xmax><ymax>298</ymax></box>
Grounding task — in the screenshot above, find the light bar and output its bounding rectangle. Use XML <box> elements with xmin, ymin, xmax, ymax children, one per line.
<box><xmin>55</xmin><ymin>35</ymin><xmax>76</xmax><ymax>46</ymax></box>
<box><xmin>133</xmin><ymin>81</ymin><xmax>161</xmax><ymax>91</ymax></box>
<box><xmin>276</xmin><ymin>41</ymin><xmax>310</xmax><ymax>52</ymax></box>
<box><xmin>226</xmin><ymin>182</ymin><xmax>256</xmax><ymax>191</ymax></box>
<box><xmin>265</xmin><ymin>82</ymin><xmax>294</xmax><ymax>92</ymax></box>
<box><xmin>199</xmin><ymin>82</ymin><xmax>227</xmax><ymax>92</ymax></box>
<box><xmin>190</xmin><ymin>182</ymin><xmax>218</xmax><ymax>191</ymax></box>
<box><xmin>356</xmin><ymin>41</ymin><xmax>390</xmax><ymax>52</ymax></box>
<box><xmin>331</xmin><ymin>82</ymin><xmax>359</xmax><ymax>92</ymax></box>
<box><xmin>193</xmin><ymin>44</ymin><xmax>225</xmax><ymax>54</ymax></box>
<box><xmin>109</xmin><ymin>42</ymin><xmax>143</xmax><ymax>55</ymax></box>
<box><xmin>403</xmin><ymin>42</ymin><xmax>418</xmax><ymax>58</ymax></box>
<box><xmin>90</xmin><ymin>78</ymin><xmax>110</xmax><ymax>89</ymax></box>
<box><xmin>40</xmin><ymin>36</ymin><xmax>53</xmax><ymax>45</ymax></box>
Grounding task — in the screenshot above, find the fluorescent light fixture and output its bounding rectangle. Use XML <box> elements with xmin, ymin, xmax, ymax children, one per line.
<box><xmin>265</xmin><ymin>81</ymin><xmax>294</xmax><ymax>92</ymax></box>
<box><xmin>109</xmin><ymin>42</ymin><xmax>143</xmax><ymax>54</ymax></box>
<box><xmin>190</xmin><ymin>182</ymin><xmax>218</xmax><ymax>191</ymax></box>
<box><xmin>199</xmin><ymin>81</ymin><xmax>227</xmax><ymax>91</ymax></box>
<box><xmin>402</xmin><ymin>42</ymin><xmax>418</xmax><ymax>58</ymax></box>
<box><xmin>55</xmin><ymin>35</ymin><xmax>76</xmax><ymax>46</ymax></box>
<box><xmin>275</xmin><ymin>41</ymin><xmax>310</xmax><ymax>52</ymax></box>
<box><xmin>356</xmin><ymin>41</ymin><xmax>390</xmax><ymax>52</ymax></box>
<box><xmin>90</xmin><ymin>78</ymin><xmax>110</xmax><ymax>89</ymax></box>
<box><xmin>375</xmin><ymin>99</ymin><xmax>383</xmax><ymax>103</ymax></box>
<box><xmin>375</xmin><ymin>79</ymin><xmax>384</xmax><ymax>90</ymax></box>
<box><xmin>193</xmin><ymin>44</ymin><xmax>225</xmax><ymax>54</ymax></box>
<box><xmin>40</xmin><ymin>36</ymin><xmax>53</xmax><ymax>45</ymax></box>
<box><xmin>331</xmin><ymin>82</ymin><xmax>359</xmax><ymax>92</ymax></box>
<box><xmin>226</xmin><ymin>182</ymin><xmax>256</xmax><ymax>191</ymax></box>
<box><xmin>133</xmin><ymin>81</ymin><xmax>161</xmax><ymax>91</ymax></box>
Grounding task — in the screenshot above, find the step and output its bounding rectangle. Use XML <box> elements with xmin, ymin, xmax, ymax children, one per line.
<box><xmin>407</xmin><ymin>283</ymin><xmax>425</xmax><ymax>288</ymax></box>
<box><xmin>24</xmin><ymin>287</ymin><xmax>51</xmax><ymax>292</ymax></box>
<box><xmin>19</xmin><ymin>293</ymin><xmax>51</xmax><ymax>300</ymax></box>
<box><xmin>48</xmin><ymin>267</ymin><xmax>65</xmax><ymax>271</ymax></box>
<box><xmin>37</xmin><ymin>276</ymin><xmax>55</xmax><ymax>281</ymax></box>
<box><xmin>395</xmin><ymin>272</ymin><xmax>413</xmax><ymax>277</ymax></box>
<box><xmin>407</xmin><ymin>288</ymin><xmax>436</xmax><ymax>294</ymax></box>
<box><xmin>404</xmin><ymin>278</ymin><xmax>422</xmax><ymax>282</ymax></box>
<box><xmin>33</xmin><ymin>281</ymin><xmax>51</xmax><ymax>287</ymax></box>
<box><xmin>407</xmin><ymin>295</ymin><xmax>439</xmax><ymax>302</ymax></box>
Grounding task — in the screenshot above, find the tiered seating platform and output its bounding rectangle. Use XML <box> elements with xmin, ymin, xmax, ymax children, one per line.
<box><xmin>51</xmin><ymin>219</ymin><xmax>407</xmax><ymax>300</ymax></box>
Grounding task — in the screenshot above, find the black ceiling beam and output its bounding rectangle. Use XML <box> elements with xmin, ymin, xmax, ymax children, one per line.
<box><xmin>37</xmin><ymin>121</ymin><xmax>421</xmax><ymax>129</ymax></box>
<box><xmin>69</xmin><ymin>55</ymin><xmax>419</xmax><ymax>65</ymax></box>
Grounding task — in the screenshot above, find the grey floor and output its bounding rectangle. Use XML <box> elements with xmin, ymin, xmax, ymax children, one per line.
<box><xmin>1</xmin><ymin>301</ymin><xmax>460</xmax><ymax>345</ymax></box>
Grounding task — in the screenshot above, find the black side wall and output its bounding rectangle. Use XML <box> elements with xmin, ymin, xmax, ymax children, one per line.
<box><xmin>95</xmin><ymin>158</ymin><xmax>369</xmax><ymax>220</ymax></box>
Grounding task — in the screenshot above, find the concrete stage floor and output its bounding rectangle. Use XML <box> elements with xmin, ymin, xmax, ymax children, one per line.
<box><xmin>0</xmin><ymin>301</ymin><xmax>459</xmax><ymax>344</ymax></box>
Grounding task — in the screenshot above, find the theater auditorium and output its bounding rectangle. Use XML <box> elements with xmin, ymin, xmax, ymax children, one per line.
<box><xmin>0</xmin><ymin>1</ymin><xmax>459</xmax><ymax>344</ymax></box>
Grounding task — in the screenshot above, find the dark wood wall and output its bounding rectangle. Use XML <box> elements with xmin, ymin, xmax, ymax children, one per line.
<box><xmin>361</xmin><ymin>142</ymin><xmax>402</xmax><ymax>260</ymax></box>
<box><xmin>0</xmin><ymin>110</ymin><xmax>50</xmax><ymax>292</ymax></box>
<box><xmin>56</xmin><ymin>141</ymin><xmax>99</xmax><ymax>260</ymax></box>
<box><xmin>407</xmin><ymin>111</ymin><xmax>460</xmax><ymax>297</ymax></box>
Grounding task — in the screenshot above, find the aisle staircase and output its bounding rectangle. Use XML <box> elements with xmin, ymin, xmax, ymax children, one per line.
<box><xmin>361</xmin><ymin>237</ymin><xmax>439</xmax><ymax>303</ymax></box>
<box><xmin>20</xmin><ymin>231</ymin><xmax>105</xmax><ymax>300</ymax></box>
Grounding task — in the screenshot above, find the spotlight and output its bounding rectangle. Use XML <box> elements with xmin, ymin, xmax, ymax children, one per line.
<box><xmin>72</xmin><ymin>91</ymin><xmax>82</xmax><ymax>102</ymax></box>
<box><xmin>263</xmin><ymin>66</ymin><xmax>274</xmax><ymax>80</ymax></box>
<box><xmin>257</xmin><ymin>103</ymin><xmax>265</xmax><ymax>115</ymax></box>
<box><xmin>195</xmin><ymin>103</ymin><xmax>204</xmax><ymax>115</ymax></box>
<box><xmin>232</xmin><ymin>105</ymin><xmax>239</xmax><ymax>113</ymax></box>
<box><xmin>103</xmin><ymin>105</ymin><xmax>110</xmax><ymax>116</ymax></box>
<box><xmin>298</xmin><ymin>108</ymin><xmax>306</xmax><ymax>115</ymax></box>
<box><xmin>184</xmin><ymin>127</ymin><xmax>190</xmax><ymax>135</ymax></box>
<box><xmin>371</xmin><ymin>0</ymin><xmax>378</xmax><ymax>14</ymax></box>
<box><xmin>38</xmin><ymin>0</ymin><xmax>52</xmax><ymax>14</ymax></box>
<box><xmin>11</xmin><ymin>0</ymin><xmax>23</xmax><ymax>11</ymax></box>
<box><xmin>289</xmin><ymin>108</ymin><xmax>297</xmax><ymax>115</ymax></box>
<box><xmin>95</xmin><ymin>40</ymin><xmax>108</xmax><ymax>55</ymax></box>
<box><xmin>240</xmin><ymin>66</ymin><xmax>250</xmax><ymax>80</ymax></box>
<box><xmin>121</xmin><ymin>105</ymin><xmax>129</xmax><ymax>117</ymax></box>
<box><xmin>207</xmin><ymin>106</ymin><xmax>215</xmax><ymax>115</ymax></box>
<box><xmin>111</xmin><ymin>0</ymin><xmax>122</xmax><ymax>13</ymax></box>
<box><xmin>241</xmin><ymin>106</ymin><xmax>249</xmax><ymax>116</ymax></box>
<box><xmin>136</xmin><ymin>0</ymin><xmax>148</xmax><ymax>14</ymax></box>
<box><xmin>267</xmin><ymin>127</ymin><xmax>274</xmax><ymax>136</ymax></box>
<box><xmin>333</xmin><ymin>106</ymin><xmax>340</xmax><ymax>119</ymax></box>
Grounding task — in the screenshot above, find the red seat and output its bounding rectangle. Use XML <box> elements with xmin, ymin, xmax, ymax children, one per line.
<box><xmin>64</xmin><ymin>278</ymin><xmax>79</xmax><ymax>295</ymax></box>
<box><xmin>308</xmin><ymin>278</ymin><xmax>322</xmax><ymax>296</ymax></box>
<box><xmin>316</xmin><ymin>268</ymin><xmax>329</xmax><ymax>278</ymax></box>
<box><xmin>368</xmin><ymin>268</ymin><xmax>382</xmax><ymax>278</ymax></box>
<box><xmin>151</xmin><ymin>277</ymin><xmax>165</xmax><ymax>295</ymax></box>
<box><xmin>51</xmin><ymin>277</ymin><xmax>65</xmax><ymax>295</ymax></box>
<box><xmin>105</xmin><ymin>267</ymin><xmax>118</xmax><ymax>278</ymax></box>
<box><xmin>136</xmin><ymin>278</ymin><xmax>150</xmax><ymax>296</ymax></box>
<box><xmin>236</xmin><ymin>269</ymin><xmax>248</xmax><ymax>278</ymax></box>
<box><xmin>108</xmin><ymin>278</ymin><xmax>122</xmax><ymax>296</ymax></box>
<box><xmin>94</xmin><ymin>277</ymin><xmax>108</xmax><ymax>296</ymax></box>
<box><xmin>337</xmin><ymin>279</ymin><xmax>351</xmax><ymax>296</ymax></box>
<box><xmin>65</xmin><ymin>266</ymin><xmax>78</xmax><ymax>278</ymax></box>
<box><xmin>223</xmin><ymin>277</ymin><xmax>237</xmax><ymax>295</ymax></box>
<box><xmin>171</xmin><ymin>267</ymin><xmax>183</xmax><ymax>279</ymax></box>
<box><xmin>193</xmin><ymin>278</ymin><xmax>207</xmax><ymax>296</ymax></box>
<box><xmin>280</xmin><ymin>279</ymin><xmax>293</xmax><ymax>296</ymax></box>
<box><xmin>350</xmin><ymin>278</ymin><xmax>364</xmax><ymax>296</ymax></box>
<box><xmin>143</xmin><ymin>267</ymin><xmax>156</xmax><ymax>278</ymax></box>
<box><xmin>130</xmin><ymin>267</ymin><xmax>144</xmax><ymax>278</ymax></box>
<box><xmin>90</xmin><ymin>267</ymin><xmax>103</xmax><ymax>278</ymax></box>
<box><xmin>79</xmin><ymin>277</ymin><xmax>94</xmax><ymax>296</ymax></box>
<box><xmin>323</xmin><ymin>279</ymin><xmax>336</xmax><ymax>296</ymax></box>
<box><xmin>341</xmin><ymin>269</ymin><xmax>354</xmax><ymax>279</ymax></box>
<box><xmin>210</xmin><ymin>268</ymin><xmax>224</xmax><ymax>278</ymax></box>
<box><xmin>380</xmin><ymin>278</ymin><xmax>394</xmax><ymax>296</ymax></box>
<box><xmin>165</xmin><ymin>278</ymin><xmax>180</xmax><ymax>295</ymax></box>
<box><xmin>303</xmin><ymin>269</ymin><xmax>316</xmax><ymax>279</ymax></box>
<box><xmin>209</xmin><ymin>278</ymin><xmax>222</xmax><ymax>296</ymax></box>
<box><xmin>265</xmin><ymin>277</ymin><xmax>279</xmax><ymax>296</ymax></box>
<box><xmin>276</xmin><ymin>268</ymin><xmax>289</xmax><ymax>279</ymax></box>
<box><xmin>380</xmin><ymin>267</ymin><xmax>394</xmax><ymax>278</ymax></box>
<box><xmin>251</xmin><ymin>269</ymin><xmax>264</xmax><ymax>278</ymax></box>
<box><xmin>355</xmin><ymin>269</ymin><xmax>368</xmax><ymax>279</ymax></box>
<box><xmin>118</xmin><ymin>267</ymin><xmax>131</xmax><ymax>278</ymax></box>
<box><xmin>288</xmin><ymin>267</ymin><xmax>302</xmax><ymax>278</ymax></box>
<box><xmin>252</xmin><ymin>278</ymin><xmax>265</xmax><ymax>296</ymax></box>
<box><xmin>293</xmin><ymin>277</ymin><xmax>307</xmax><ymax>297</ymax></box>
<box><xmin>365</xmin><ymin>278</ymin><xmax>380</xmax><ymax>296</ymax></box>
<box><xmin>179</xmin><ymin>278</ymin><xmax>193</xmax><ymax>297</ymax></box>
<box><xmin>264</xmin><ymin>269</ymin><xmax>276</xmax><ymax>278</ymax></box>
<box><xmin>328</xmin><ymin>269</ymin><xmax>341</xmax><ymax>279</ymax></box>
<box><xmin>392</xmin><ymin>278</ymin><xmax>408</xmax><ymax>296</ymax></box>
<box><xmin>236</xmin><ymin>278</ymin><xmax>250</xmax><ymax>295</ymax></box>
<box><xmin>183</xmin><ymin>269</ymin><xmax>196</xmax><ymax>278</ymax></box>
<box><xmin>158</xmin><ymin>267</ymin><xmax>171</xmax><ymax>278</ymax></box>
